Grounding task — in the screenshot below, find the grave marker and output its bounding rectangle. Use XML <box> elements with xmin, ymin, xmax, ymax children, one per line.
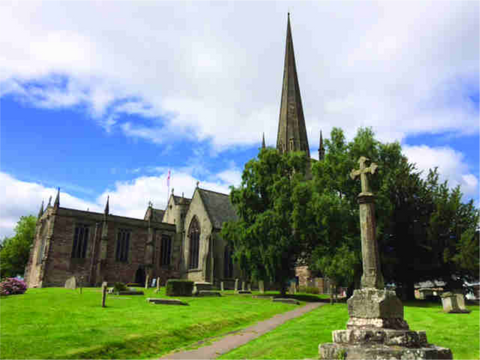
<box><xmin>65</xmin><ymin>276</ymin><xmax>77</xmax><ymax>290</ymax></box>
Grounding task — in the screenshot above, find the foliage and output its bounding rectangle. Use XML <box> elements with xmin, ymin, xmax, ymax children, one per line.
<box><xmin>221</xmin><ymin>148</ymin><xmax>310</xmax><ymax>296</ymax></box>
<box><xmin>0</xmin><ymin>278</ymin><xmax>27</xmax><ymax>296</ymax></box>
<box><xmin>113</xmin><ymin>282</ymin><xmax>128</xmax><ymax>292</ymax></box>
<box><xmin>0</xmin><ymin>287</ymin><xmax>295</xmax><ymax>359</ymax></box>
<box><xmin>0</xmin><ymin>216</ymin><xmax>37</xmax><ymax>279</ymax></box>
<box><xmin>166</xmin><ymin>279</ymin><xmax>194</xmax><ymax>296</ymax></box>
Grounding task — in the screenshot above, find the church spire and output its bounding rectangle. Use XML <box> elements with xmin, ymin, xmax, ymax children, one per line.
<box><xmin>262</xmin><ymin>132</ymin><xmax>266</xmax><ymax>149</ymax></box>
<box><xmin>276</xmin><ymin>13</ymin><xmax>310</xmax><ymax>157</ymax></box>
<box><xmin>104</xmin><ymin>195</ymin><xmax>110</xmax><ymax>217</ymax></box>
<box><xmin>319</xmin><ymin>130</ymin><xmax>325</xmax><ymax>160</ymax></box>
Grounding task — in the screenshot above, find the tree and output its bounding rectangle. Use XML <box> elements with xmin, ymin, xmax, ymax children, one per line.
<box><xmin>221</xmin><ymin>148</ymin><xmax>309</xmax><ymax>296</ymax></box>
<box><xmin>0</xmin><ymin>215</ymin><xmax>37</xmax><ymax>279</ymax></box>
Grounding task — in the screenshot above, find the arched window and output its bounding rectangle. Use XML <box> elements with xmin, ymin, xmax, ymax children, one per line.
<box><xmin>188</xmin><ymin>217</ymin><xmax>200</xmax><ymax>269</ymax></box>
<box><xmin>224</xmin><ymin>246</ymin><xmax>234</xmax><ymax>278</ymax></box>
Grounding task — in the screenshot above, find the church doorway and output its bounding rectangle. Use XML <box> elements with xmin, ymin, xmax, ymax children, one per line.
<box><xmin>135</xmin><ymin>266</ymin><xmax>146</xmax><ymax>286</ymax></box>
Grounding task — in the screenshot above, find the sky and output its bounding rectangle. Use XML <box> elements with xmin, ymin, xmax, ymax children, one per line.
<box><xmin>0</xmin><ymin>1</ymin><xmax>478</xmax><ymax>239</ymax></box>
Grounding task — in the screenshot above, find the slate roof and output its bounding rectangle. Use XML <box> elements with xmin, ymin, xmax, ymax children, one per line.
<box><xmin>173</xmin><ymin>195</ymin><xmax>192</xmax><ymax>205</ymax></box>
<box><xmin>144</xmin><ymin>208</ymin><xmax>166</xmax><ymax>223</ymax></box>
<box><xmin>197</xmin><ymin>188</ymin><xmax>238</xmax><ymax>230</ymax></box>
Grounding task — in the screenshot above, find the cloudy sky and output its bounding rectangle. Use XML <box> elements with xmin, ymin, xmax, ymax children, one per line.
<box><xmin>0</xmin><ymin>1</ymin><xmax>478</xmax><ymax>239</ymax></box>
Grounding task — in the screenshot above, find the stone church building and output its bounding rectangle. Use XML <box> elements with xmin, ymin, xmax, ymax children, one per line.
<box><xmin>25</xmin><ymin>14</ymin><xmax>325</xmax><ymax>289</ymax></box>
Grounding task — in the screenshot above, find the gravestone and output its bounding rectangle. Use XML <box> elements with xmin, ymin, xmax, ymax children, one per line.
<box><xmin>289</xmin><ymin>282</ymin><xmax>296</xmax><ymax>294</ymax></box>
<box><xmin>242</xmin><ymin>281</ymin><xmax>246</xmax><ymax>291</ymax></box>
<box><xmin>220</xmin><ymin>281</ymin><xmax>224</xmax><ymax>291</ymax></box>
<box><xmin>441</xmin><ymin>292</ymin><xmax>471</xmax><ymax>314</ymax></box>
<box><xmin>147</xmin><ymin>298</ymin><xmax>188</xmax><ymax>306</ymax></box>
<box><xmin>248</xmin><ymin>283</ymin><xmax>252</xmax><ymax>291</ymax></box>
<box><xmin>65</xmin><ymin>276</ymin><xmax>77</xmax><ymax>290</ymax></box>
<box><xmin>152</xmin><ymin>278</ymin><xmax>156</xmax><ymax>288</ymax></box>
<box><xmin>145</xmin><ymin>274</ymin><xmax>149</xmax><ymax>289</ymax></box>
<box><xmin>101</xmin><ymin>283</ymin><xmax>107</xmax><ymax>308</ymax></box>
<box><xmin>197</xmin><ymin>290</ymin><xmax>222</xmax><ymax>297</ymax></box>
<box><xmin>259</xmin><ymin>280</ymin><xmax>265</xmax><ymax>294</ymax></box>
<box><xmin>234</xmin><ymin>278</ymin><xmax>239</xmax><ymax>292</ymax></box>
<box><xmin>154</xmin><ymin>277</ymin><xmax>161</xmax><ymax>294</ymax></box>
<box><xmin>101</xmin><ymin>281</ymin><xmax>108</xmax><ymax>288</ymax></box>
<box><xmin>193</xmin><ymin>282</ymin><xmax>212</xmax><ymax>295</ymax></box>
<box><xmin>319</xmin><ymin>157</ymin><xmax>453</xmax><ymax>359</ymax></box>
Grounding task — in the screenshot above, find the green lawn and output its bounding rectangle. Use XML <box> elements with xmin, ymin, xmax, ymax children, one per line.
<box><xmin>0</xmin><ymin>287</ymin><xmax>298</xmax><ymax>359</ymax></box>
<box><xmin>220</xmin><ymin>300</ymin><xmax>479</xmax><ymax>360</ymax></box>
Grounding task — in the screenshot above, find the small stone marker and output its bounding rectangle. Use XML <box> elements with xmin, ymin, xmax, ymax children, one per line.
<box><xmin>102</xmin><ymin>281</ymin><xmax>108</xmax><ymax>288</ymax></box>
<box><xmin>272</xmin><ymin>298</ymin><xmax>299</xmax><ymax>305</ymax></box>
<box><xmin>154</xmin><ymin>277</ymin><xmax>161</xmax><ymax>293</ymax></box>
<box><xmin>220</xmin><ymin>281</ymin><xmax>224</xmax><ymax>291</ymax></box>
<box><xmin>248</xmin><ymin>283</ymin><xmax>252</xmax><ymax>291</ymax></box>
<box><xmin>259</xmin><ymin>280</ymin><xmax>265</xmax><ymax>294</ymax></box>
<box><xmin>152</xmin><ymin>277</ymin><xmax>156</xmax><ymax>288</ymax></box>
<box><xmin>289</xmin><ymin>283</ymin><xmax>296</xmax><ymax>294</ymax></box>
<box><xmin>236</xmin><ymin>290</ymin><xmax>252</xmax><ymax>294</ymax></box>
<box><xmin>441</xmin><ymin>292</ymin><xmax>471</xmax><ymax>314</ymax></box>
<box><xmin>101</xmin><ymin>283</ymin><xmax>107</xmax><ymax>308</ymax></box>
<box><xmin>147</xmin><ymin>298</ymin><xmax>188</xmax><ymax>306</ymax></box>
<box><xmin>242</xmin><ymin>281</ymin><xmax>246</xmax><ymax>291</ymax></box>
<box><xmin>234</xmin><ymin>278</ymin><xmax>239</xmax><ymax>291</ymax></box>
<box><xmin>145</xmin><ymin>274</ymin><xmax>150</xmax><ymax>289</ymax></box>
<box><xmin>65</xmin><ymin>276</ymin><xmax>77</xmax><ymax>290</ymax></box>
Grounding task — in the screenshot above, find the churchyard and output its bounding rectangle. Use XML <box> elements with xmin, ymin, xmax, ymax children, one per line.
<box><xmin>1</xmin><ymin>285</ymin><xmax>478</xmax><ymax>359</ymax></box>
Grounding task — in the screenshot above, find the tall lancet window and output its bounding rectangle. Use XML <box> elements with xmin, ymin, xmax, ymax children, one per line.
<box><xmin>188</xmin><ymin>217</ymin><xmax>200</xmax><ymax>269</ymax></box>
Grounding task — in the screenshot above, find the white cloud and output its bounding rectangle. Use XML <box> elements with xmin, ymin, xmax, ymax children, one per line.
<box><xmin>402</xmin><ymin>145</ymin><xmax>478</xmax><ymax>200</ymax></box>
<box><xmin>0</xmin><ymin>1</ymin><xmax>476</xmax><ymax>151</ymax></box>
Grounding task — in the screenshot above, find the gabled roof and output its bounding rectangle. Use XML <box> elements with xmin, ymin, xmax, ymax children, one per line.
<box><xmin>172</xmin><ymin>195</ymin><xmax>192</xmax><ymax>205</ymax></box>
<box><xmin>197</xmin><ymin>188</ymin><xmax>238</xmax><ymax>230</ymax></box>
<box><xmin>144</xmin><ymin>208</ymin><xmax>166</xmax><ymax>223</ymax></box>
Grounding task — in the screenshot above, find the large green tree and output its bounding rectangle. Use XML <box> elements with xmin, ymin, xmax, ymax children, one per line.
<box><xmin>0</xmin><ymin>215</ymin><xmax>37</xmax><ymax>279</ymax></box>
<box><xmin>221</xmin><ymin>148</ymin><xmax>309</xmax><ymax>296</ymax></box>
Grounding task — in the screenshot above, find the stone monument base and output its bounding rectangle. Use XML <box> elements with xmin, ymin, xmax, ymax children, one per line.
<box><xmin>320</xmin><ymin>342</ymin><xmax>452</xmax><ymax>360</ymax></box>
<box><xmin>320</xmin><ymin>328</ymin><xmax>452</xmax><ymax>359</ymax></box>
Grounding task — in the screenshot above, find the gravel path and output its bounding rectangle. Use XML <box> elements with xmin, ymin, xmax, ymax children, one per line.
<box><xmin>160</xmin><ymin>301</ymin><xmax>326</xmax><ymax>359</ymax></box>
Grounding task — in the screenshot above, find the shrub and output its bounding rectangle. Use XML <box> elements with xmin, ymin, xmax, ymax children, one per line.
<box><xmin>0</xmin><ymin>278</ymin><xmax>27</xmax><ymax>296</ymax></box>
<box><xmin>166</xmin><ymin>279</ymin><xmax>194</xmax><ymax>296</ymax></box>
<box><xmin>113</xmin><ymin>282</ymin><xmax>128</xmax><ymax>292</ymax></box>
<box><xmin>298</xmin><ymin>286</ymin><xmax>320</xmax><ymax>294</ymax></box>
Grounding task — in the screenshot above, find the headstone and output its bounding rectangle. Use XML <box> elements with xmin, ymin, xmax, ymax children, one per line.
<box><xmin>145</xmin><ymin>274</ymin><xmax>150</xmax><ymax>289</ymax></box>
<box><xmin>319</xmin><ymin>157</ymin><xmax>452</xmax><ymax>359</ymax></box>
<box><xmin>220</xmin><ymin>281</ymin><xmax>224</xmax><ymax>291</ymax></box>
<box><xmin>259</xmin><ymin>280</ymin><xmax>265</xmax><ymax>294</ymax></box>
<box><xmin>193</xmin><ymin>282</ymin><xmax>213</xmax><ymax>295</ymax></box>
<box><xmin>101</xmin><ymin>281</ymin><xmax>108</xmax><ymax>288</ymax></box>
<box><xmin>289</xmin><ymin>282</ymin><xmax>296</xmax><ymax>294</ymax></box>
<box><xmin>272</xmin><ymin>298</ymin><xmax>299</xmax><ymax>305</ymax></box>
<box><xmin>152</xmin><ymin>278</ymin><xmax>156</xmax><ymax>288</ymax></box>
<box><xmin>147</xmin><ymin>298</ymin><xmax>188</xmax><ymax>306</ymax></box>
<box><xmin>154</xmin><ymin>277</ymin><xmax>161</xmax><ymax>293</ymax></box>
<box><xmin>248</xmin><ymin>283</ymin><xmax>252</xmax><ymax>291</ymax></box>
<box><xmin>101</xmin><ymin>283</ymin><xmax>107</xmax><ymax>308</ymax></box>
<box><xmin>234</xmin><ymin>278</ymin><xmax>239</xmax><ymax>291</ymax></box>
<box><xmin>242</xmin><ymin>281</ymin><xmax>246</xmax><ymax>291</ymax></box>
<box><xmin>65</xmin><ymin>276</ymin><xmax>77</xmax><ymax>290</ymax></box>
<box><xmin>441</xmin><ymin>292</ymin><xmax>471</xmax><ymax>314</ymax></box>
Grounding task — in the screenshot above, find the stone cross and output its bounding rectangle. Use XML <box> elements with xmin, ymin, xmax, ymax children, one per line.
<box><xmin>350</xmin><ymin>156</ymin><xmax>378</xmax><ymax>194</ymax></box>
<box><xmin>350</xmin><ymin>156</ymin><xmax>384</xmax><ymax>290</ymax></box>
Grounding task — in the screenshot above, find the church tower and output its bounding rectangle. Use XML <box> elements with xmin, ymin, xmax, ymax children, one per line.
<box><xmin>276</xmin><ymin>13</ymin><xmax>310</xmax><ymax>157</ymax></box>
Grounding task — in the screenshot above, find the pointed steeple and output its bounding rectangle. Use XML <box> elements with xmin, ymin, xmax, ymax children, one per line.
<box><xmin>47</xmin><ymin>196</ymin><xmax>52</xmax><ymax>207</ymax></box>
<box><xmin>319</xmin><ymin>130</ymin><xmax>325</xmax><ymax>161</ymax></box>
<box><xmin>262</xmin><ymin>132</ymin><xmax>266</xmax><ymax>149</ymax></box>
<box><xmin>276</xmin><ymin>13</ymin><xmax>310</xmax><ymax>157</ymax></box>
<box><xmin>104</xmin><ymin>195</ymin><xmax>110</xmax><ymax>216</ymax></box>
<box><xmin>53</xmin><ymin>188</ymin><xmax>60</xmax><ymax>209</ymax></box>
<box><xmin>37</xmin><ymin>200</ymin><xmax>44</xmax><ymax>220</ymax></box>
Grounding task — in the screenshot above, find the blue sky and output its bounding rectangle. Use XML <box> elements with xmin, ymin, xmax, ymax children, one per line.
<box><xmin>0</xmin><ymin>1</ymin><xmax>478</xmax><ymax>238</ymax></box>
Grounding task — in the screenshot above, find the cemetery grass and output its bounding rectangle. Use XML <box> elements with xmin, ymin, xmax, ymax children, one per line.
<box><xmin>0</xmin><ymin>287</ymin><xmax>299</xmax><ymax>359</ymax></box>
<box><xmin>220</xmin><ymin>300</ymin><xmax>479</xmax><ymax>360</ymax></box>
